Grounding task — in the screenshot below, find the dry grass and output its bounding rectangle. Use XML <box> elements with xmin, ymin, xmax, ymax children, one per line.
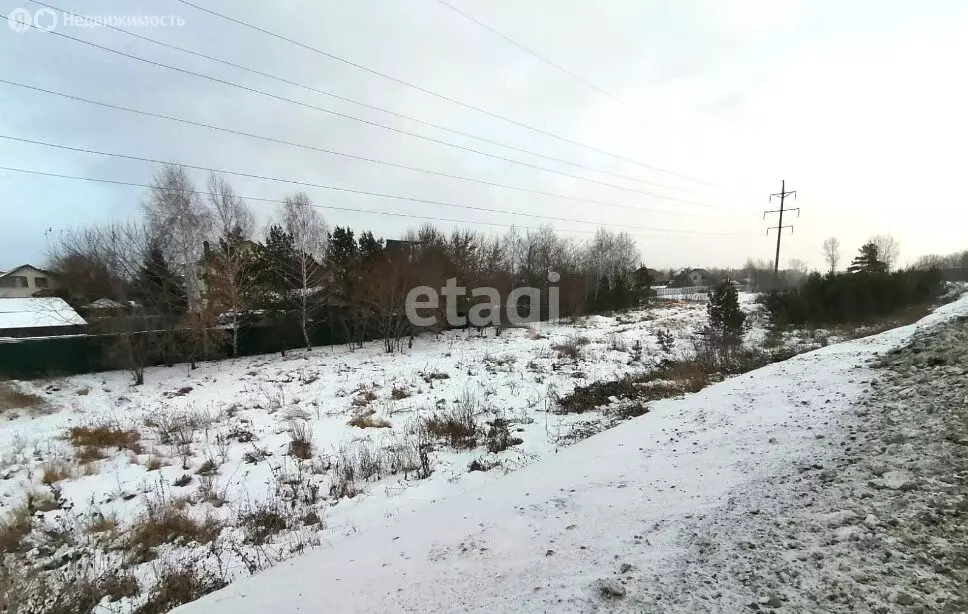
<box><xmin>0</xmin><ymin>505</ymin><xmax>31</xmax><ymax>554</ymax></box>
<box><xmin>421</xmin><ymin>397</ymin><xmax>479</xmax><ymax>449</ymax></box>
<box><xmin>0</xmin><ymin>382</ymin><xmax>47</xmax><ymax>414</ymax></box>
<box><xmin>126</xmin><ymin>499</ymin><xmax>223</xmax><ymax>563</ymax></box>
<box><xmin>239</xmin><ymin>501</ymin><xmax>289</xmax><ymax>546</ymax></box>
<box><xmin>347</xmin><ymin>413</ymin><xmax>392</xmax><ymax>429</ymax></box>
<box><xmin>350</xmin><ymin>389</ymin><xmax>378</xmax><ymax>407</ymax></box>
<box><xmin>40</xmin><ymin>460</ymin><xmax>73</xmax><ymax>485</ymax></box>
<box><xmin>133</xmin><ymin>563</ymin><xmax>227</xmax><ymax>614</ymax></box>
<box><xmin>526</xmin><ymin>328</ymin><xmax>547</xmax><ymax>340</ymax></box>
<box><xmin>68</xmin><ymin>424</ymin><xmax>142</xmax><ymax>454</ymax></box>
<box><xmin>420</xmin><ymin>370</ymin><xmax>450</xmax><ymax>384</ymax></box>
<box><xmin>557</xmin><ymin>359</ymin><xmax>714</xmax><ymax>414</ymax></box>
<box><xmin>554</xmin><ymin>334</ymin><xmax>589</xmax><ymax>360</ymax></box>
<box><xmin>87</xmin><ymin>513</ymin><xmax>119</xmax><ymax>535</ymax></box>
<box><xmin>287</xmin><ymin>420</ymin><xmax>314</xmax><ymax>459</ymax></box>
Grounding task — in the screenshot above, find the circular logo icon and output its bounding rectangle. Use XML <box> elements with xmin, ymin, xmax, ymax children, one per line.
<box><xmin>32</xmin><ymin>7</ymin><xmax>57</xmax><ymax>32</ymax></box>
<box><xmin>7</xmin><ymin>7</ymin><xmax>32</xmax><ymax>32</ymax></box>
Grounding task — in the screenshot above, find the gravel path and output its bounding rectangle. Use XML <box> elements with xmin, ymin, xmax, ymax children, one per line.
<box><xmin>648</xmin><ymin>314</ymin><xmax>968</xmax><ymax>612</ymax></box>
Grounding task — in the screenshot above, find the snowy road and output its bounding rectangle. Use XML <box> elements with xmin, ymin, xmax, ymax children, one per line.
<box><xmin>175</xmin><ymin>295</ymin><xmax>968</xmax><ymax>613</ymax></box>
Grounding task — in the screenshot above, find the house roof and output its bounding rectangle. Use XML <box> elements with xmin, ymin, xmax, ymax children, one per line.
<box><xmin>0</xmin><ymin>264</ymin><xmax>51</xmax><ymax>278</ymax></box>
<box><xmin>86</xmin><ymin>298</ymin><xmax>127</xmax><ymax>310</ymax></box>
<box><xmin>0</xmin><ymin>298</ymin><xmax>87</xmax><ymax>329</ymax></box>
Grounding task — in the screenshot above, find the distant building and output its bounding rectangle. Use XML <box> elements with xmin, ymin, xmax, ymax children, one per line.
<box><xmin>687</xmin><ymin>268</ymin><xmax>708</xmax><ymax>286</ymax></box>
<box><xmin>644</xmin><ymin>268</ymin><xmax>669</xmax><ymax>285</ymax></box>
<box><xmin>0</xmin><ymin>297</ymin><xmax>87</xmax><ymax>338</ymax></box>
<box><xmin>0</xmin><ymin>264</ymin><xmax>59</xmax><ymax>298</ymax></box>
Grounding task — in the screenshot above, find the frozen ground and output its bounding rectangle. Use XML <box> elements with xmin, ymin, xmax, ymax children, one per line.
<box><xmin>169</xmin><ymin>294</ymin><xmax>968</xmax><ymax>614</ymax></box>
<box><xmin>0</xmin><ymin>297</ymin><xmax>767</xmax><ymax>612</ymax></box>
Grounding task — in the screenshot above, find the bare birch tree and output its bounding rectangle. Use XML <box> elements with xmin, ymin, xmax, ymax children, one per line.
<box><xmin>143</xmin><ymin>165</ymin><xmax>211</xmax><ymax>311</ymax></box>
<box><xmin>870</xmin><ymin>234</ymin><xmax>901</xmax><ymax>272</ymax></box>
<box><xmin>205</xmin><ymin>172</ymin><xmax>256</xmax><ymax>357</ymax></box>
<box><xmin>821</xmin><ymin>237</ymin><xmax>841</xmax><ymax>273</ymax></box>
<box><xmin>281</xmin><ymin>192</ymin><xmax>328</xmax><ymax>350</ymax></box>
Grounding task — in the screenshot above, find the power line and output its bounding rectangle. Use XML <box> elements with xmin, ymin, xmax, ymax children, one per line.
<box><xmin>23</xmin><ymin>0</ymin><xmax>701</xmax><ymax>196</ymax></box>
<box><xmin>0</xmin><ymin>135</ymin><xmax>741</xmax><ymax>223</ymax></box>
<box><xmin>0</xmin><ymin>78</ymin><xmax>755</xmax><ymax>217</ymax></box>
<box><xmin>9</xmin><ymin>14</ymin><xmax>730</xmax><ymax>207</ymax></box>
<box><xmin>432</xmin><ymin>0</ymin><xmax>644</xmax><ymax>117</ymax></box>
<box><xmin>0</xmin><ymin>165</ymin><xmax>756</xmax><ymax>239</ymax></box>
<box><xmin>176</xmin><ymin>0</ymin><xmax>727</xmax><ymax>188</ymax></box>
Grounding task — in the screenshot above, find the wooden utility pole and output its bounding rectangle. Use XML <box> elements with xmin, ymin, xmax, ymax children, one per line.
<box><xmin>764</xmin><ymin>180</ymin><xmax>798</xmax><ymax>290</ymax></box>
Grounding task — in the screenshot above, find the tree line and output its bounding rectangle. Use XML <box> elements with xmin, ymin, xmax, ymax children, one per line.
<box><xmin>47</xmin><ymin>165</ymin><xmax>657</xmax><ymax>383</ymax></box>
<box><xmin>764</xmin><ymin>240</ymin><xmax>946</xmax><ymax>327</ymax></box>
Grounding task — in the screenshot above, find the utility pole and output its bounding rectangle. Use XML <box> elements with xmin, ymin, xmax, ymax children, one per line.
<box><xmin>763</xmin><ymin>180</ymin><xmax>798</xmax><ymax>290</ymax></box>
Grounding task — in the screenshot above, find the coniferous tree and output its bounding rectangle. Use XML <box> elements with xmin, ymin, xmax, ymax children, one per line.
<box><xmin>847</xmin><ymin>242</ymin><xmax>887</xmax><ymax>274</ymax></box>
<box><xmin>132</xmin><ymin>243</ymin><xmax>186</xmax><ymax>315</ymax></box>
<box><xmin>257</xmin><ymin>224</ymin><xmax>299</xmax><ymax>355</ymax></box>
<box><xmin>707</xmin><ymin>280</ymin><xmax>746</xmax><ymax>344</ymax></box>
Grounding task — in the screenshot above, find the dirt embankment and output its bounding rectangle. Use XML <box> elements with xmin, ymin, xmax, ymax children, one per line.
<box><xmin>649</xmin><ymin>315</ymin><xmax>968</xmax><ymax>612</ymax></box>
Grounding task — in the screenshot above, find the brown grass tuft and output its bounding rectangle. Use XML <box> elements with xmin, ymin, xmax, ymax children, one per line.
<box><xmin>40</xmin><ymin>460</ymin><xmax>73</xmax><ymax>485</ymax></box>
<box><xmin>421</xmin><ymin>400</ymin><xmax>478</xmax><ymax>449</ymax></box>
<box><xmin>68</xmin><ymin>424</ymin><xmax>142</xmax><ymax>454</ymax></box>
<box><xmin>557</xmin><ymin>359</ymin><xmax>713</xmax><ymax>414</ymax></box>
<box><xmin>126</xmin><ymin>500</ymin><xmax>223</xmax><ymax>563</ymax></box>
<box><xmin>287</xmin><ymin>420</ymin><xmax>314</xmax><ymax>459</ymax></box>
<box><xmin>347</xmin><ymin>413</ymin><xmax>392</xmax><ymax>429</ymax></box>
<box><xmin>0</xmin><ymin>382</ymin><xmax>47</xmax><ymax>414</ymax></box>
<box><xmin>0</xmin><ymin>505</ymin><xmax>31</xmax><ymax>554</ymax></box>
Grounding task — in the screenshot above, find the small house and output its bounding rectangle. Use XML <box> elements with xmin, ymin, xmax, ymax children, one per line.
<box><xmin>0</xmin><ymin>265</ymin><xmax>59</xmax><ymax>298</ymax></box>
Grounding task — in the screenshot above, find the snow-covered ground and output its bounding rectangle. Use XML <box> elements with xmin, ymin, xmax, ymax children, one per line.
<box><xmin>0</xmin><ymin>297</ymin><xmax>769</xmax><ymax>611</ymax></box>
<box><xmin>163</xmin><ymin>293</ymin><xmax>968</xmax><ymax>613</ymax></box>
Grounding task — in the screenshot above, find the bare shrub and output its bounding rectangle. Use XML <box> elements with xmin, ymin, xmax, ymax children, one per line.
<box><xmin>287</xmin><ymin>420</ymin><xmax>313</xmax><ymax>459</ymax></box>
<box><xmin>483</xmin><ymin>418</ymin><xmax>523</xmax><ymax>453</ymax></box>
<box><xmin>126</xmin><ymin>498</ymin><xmax>223</xmax><ymax>563</ymax></box>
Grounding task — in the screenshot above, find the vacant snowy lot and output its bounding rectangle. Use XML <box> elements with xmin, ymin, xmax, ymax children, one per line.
<box><xmin>0</xmin><ymin>297</ymin><xmax>770</xmax><ymax>612</ymax></box>
<box><xmin>167</xmin><ymin>294</ymin><xmax>968</xmax><ymax>614</ymax></box>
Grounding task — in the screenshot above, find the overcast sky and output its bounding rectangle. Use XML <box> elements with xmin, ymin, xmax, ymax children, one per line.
<box><xmin>2</xmin><ymin>0</ymin><xmax>967</xmax><ymax>272</ymax></box>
